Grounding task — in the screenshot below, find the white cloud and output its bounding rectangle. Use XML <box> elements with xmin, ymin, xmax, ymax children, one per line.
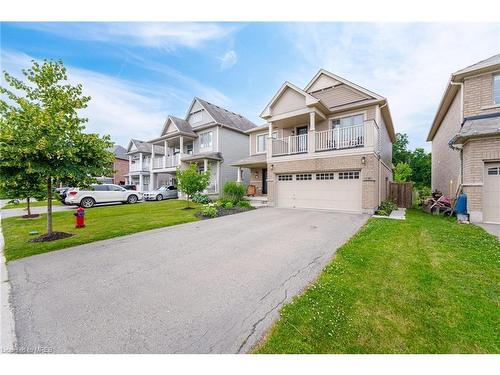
<box><xmin>219</xmin><ymin>50</ymin><xmax>238</xmax><ymax>70</ymax></box>
<box><xmin>0</xmin><ymin>50</ymin><xmax>207</xmax><ymax>146</ymax></box>
<box><xmin>282</xmin><ymin>23</ymin><xmax>500</xmax><ymax>149</ymax></box>
<box><xmin>13</xmin><ymin>22</ymin><xmax>237</xmax><ymax>51</ymax></box>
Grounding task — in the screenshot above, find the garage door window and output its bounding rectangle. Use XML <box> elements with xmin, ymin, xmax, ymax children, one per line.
<box><xmin>339</xmin><ymin>171</ymin><xmax>360</xmax><ymax>180</ymax></box>
<box><xmin>278</xmin><ymin>174</ymin><xmax>293</xmax><ymax>181</ymax></box>
<box><xmin>296</xmin><ymin>174</ymin><xmax>312</xmax><ymax>181</ymax></box>
<box><xmin>488</xmin><ymin>167</ymin><xmax>500</xmax><ymax>175</ymax></box>
<box><xmin>316</xmin><ymin>172</ymin><xmax>335</xmax><ymax>180</ymax></box>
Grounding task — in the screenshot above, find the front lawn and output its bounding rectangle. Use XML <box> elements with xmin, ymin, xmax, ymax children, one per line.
<box><xmin>3</xmin><ymin>200</ymin><xmax>60</xmax><ymax>209</ymax></box>
<box><xmin>3</xmin><ymin>200</ymin><xmax>200</xmax><ymax>261</ymax></box>
<box><xmin>255</xmin><ymin>209</ymin><xmax>499</xmax><ymax>354</ymax></box>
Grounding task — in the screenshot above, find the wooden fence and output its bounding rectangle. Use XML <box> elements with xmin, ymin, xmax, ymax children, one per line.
<box><xmin>389</xmin><ymin>182</ymin><xmax>413</xmax><ymax>208</ymax></box>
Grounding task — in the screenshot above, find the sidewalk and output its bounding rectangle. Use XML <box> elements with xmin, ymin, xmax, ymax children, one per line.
<box><xmin>0</xmin><ymin>205</ymin><xmax>72</xmax><ymax>219</ymax></box>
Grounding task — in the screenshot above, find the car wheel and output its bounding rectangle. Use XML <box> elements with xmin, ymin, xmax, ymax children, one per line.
<box><xmin>127</xmin><ymin>194</ymin><xmax>138</xmax><ymax>204</ymax></box>
<box><xmin>156</xmin><ymin>194</ymin><xmax>163</xmax><ymax>201</ymax></box>
<box><xmin>80</xmin><ymin>197</ymin><xmax>95</xmax><ymax>208</ymax></box>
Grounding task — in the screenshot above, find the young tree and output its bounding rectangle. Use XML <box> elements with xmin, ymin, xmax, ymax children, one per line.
<box><xmin>176</xmin><ymin>163</ymin><xmax>210</xmax><ymax>208</ymax></box>
<box><xmin>0</xmin><ymin>171</ymin><xmax>46</xmax><ymax>217</ymax></box>
<box><xmin>0</xmin><ymin>60</ymin><xmax>114</xmax><ymax>237</ymax></box>
<box><xmin>394</xmin><ymin>162</ymin><xmax>413</xmax><ymax>182</ymax></box>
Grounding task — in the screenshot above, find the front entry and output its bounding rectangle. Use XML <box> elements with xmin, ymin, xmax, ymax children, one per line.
<box><xmin>262</xmin><ymin>168</ymin><xmax>268</xmax><ymax>195</ymax></box>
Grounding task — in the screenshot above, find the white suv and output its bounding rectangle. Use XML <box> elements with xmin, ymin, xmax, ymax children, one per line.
<box><xmin>65</xmin><ymin>184</ymin><xmax>143</xmax><ymax>208</ymax></box>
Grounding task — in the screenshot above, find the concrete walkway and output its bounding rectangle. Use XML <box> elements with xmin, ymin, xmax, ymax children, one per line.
<box><xmin>478</xmin><ymin>223</ymin><xmax>500</xmax><ymax>240</ymax></box>
<box><xmin>8</xmin><ymin>208</ymin><xmax>368</xmax><ymax>353</ymax></box>
<box><xmin>0</xmin><ymin>205</ymin><xmax>72</xmax><ymax>219</ymax></box>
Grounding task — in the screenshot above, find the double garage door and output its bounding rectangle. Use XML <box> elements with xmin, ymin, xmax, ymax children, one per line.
<box><xmin>276</xmin><ymin>171</ymin><xmax>362</xmax><ymax>212</ymax></box>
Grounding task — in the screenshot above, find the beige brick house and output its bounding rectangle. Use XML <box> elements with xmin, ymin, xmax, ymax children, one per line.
<box><xmin>233</xmin><ymin>69</ymin><xmax>395</xmax><ymax>214</ymax></box>
<box><xmin>427</xmin><ymin>53</ymin><xmax>500</xmax><ymax>223</ymax></box>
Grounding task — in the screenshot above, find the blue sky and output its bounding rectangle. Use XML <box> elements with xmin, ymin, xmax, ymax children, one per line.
<box><xmin>1</xmin><ymin>22</ymin><xmax>499</xmax><ymax>150</ymax></box>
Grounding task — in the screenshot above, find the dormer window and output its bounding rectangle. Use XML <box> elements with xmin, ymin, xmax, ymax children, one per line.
<box><xmin>191</xmin><ymin>110</ymin><xmax>203</xmax><ymax>123</ymax></box>
<box><xmin>494</xmin><ymin>73</ymin><xmax>500</xmax><ymax>105</ymax></box>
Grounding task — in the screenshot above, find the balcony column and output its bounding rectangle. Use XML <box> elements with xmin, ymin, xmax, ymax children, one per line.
<box><xmin>139</xmin><ymin>174</ymin><xmax>144</xmax><ymax>192</ymax></box>
<box><xmin>128</xmin><ymin>155</ymin><xmax>132</xmax><ymax>171</ymax></box>
<box><xmin>203</xmin><ymin>158</ymin><xmax>208</xmax><ymax>172</ymax></box>
<box><xmin>267</xmin><ymin>122</ymin><xmax>273</xmax><ymax>158</ymax></box>
<box><xmin>139</xmin><ymin>153</ymin><xmax>143</xmax><ymax>170</ymax></box>
<box><xmin>151</xmin><ymin>145</ymin><xmax>155</xmax><ymax>172</ymax></box>
<box><xmin>309</xmin><ymin>111</ymin><xmax>316</xmax><ymax>154</ymax></box>
<box><xmin>236</xmin><ymin>167</ymin><xmax>242</xmax><ymax>183</ymax></box>
<box><xmin>163</xmin><ymin>140</ymin><xmax>167</xmax><ymax>168</ymax></box>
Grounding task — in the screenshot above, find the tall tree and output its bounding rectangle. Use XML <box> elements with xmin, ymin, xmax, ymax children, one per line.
<box><xmin>0</xmin><ymin>60</ymin><xmax>114</xmax><ymax>237</ymax></box>
<box><xmin>392</xmin><ymin>133</ymin><xmax>411</xmax><ymax>165</ymax></box>
<box><xmin>408</xmin><ymin>148</ymin><xmax>431</xmax><ymax>188</ymax></box>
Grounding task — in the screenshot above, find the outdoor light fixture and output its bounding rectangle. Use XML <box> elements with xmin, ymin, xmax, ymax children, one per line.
<box><xmin>254</xmin><ymin>172</ymin><xmax>259</xmax><ymax>179</ymax></box>
<box><xmin>361</xmin><ymin>156</ymin><xmax>366</xmax><ymax>165</ymax></box>
<box><xmin>270</xmin><ymin>164</ymin><xmax>274</xmax><ymax>170</ymax></box>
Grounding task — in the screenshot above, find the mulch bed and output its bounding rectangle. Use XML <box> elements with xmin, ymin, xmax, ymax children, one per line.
<box><xmin>29</xmin><ymin>232</ymin><xmax>74</xmax><ymax>243</ymax></box>
<box><xmin>21</xmin><ymin>214</ymin><xmax>40</xmax><ymax>219</ymax></box>
<box><xmin>196</xmin><ymin>206</ymin><xmax>255</xmax><ymax>220</ymax></box>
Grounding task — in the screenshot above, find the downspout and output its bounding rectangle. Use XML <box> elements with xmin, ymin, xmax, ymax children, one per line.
<box><xmin>377</xmin><ymin>102</ymin><xmax>387</xmax><ymax>204</ymax></box>
<box><xmin>450</xmin><ymin>80</ymin><xmax>464</xmax><ymax>187</ymax></box>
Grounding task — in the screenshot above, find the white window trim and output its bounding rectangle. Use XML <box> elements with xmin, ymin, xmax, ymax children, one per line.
<box><xmin>255</xmin><ymin>131</ymin><xmax>277</xmax><ymax>154</ymax></box>
<box><xmin>329</xmin><ymin>110</ymin><xmax>367</xmax><ymax>129</ymax></box>
<box><xmin>199</xmin><ymin>130</ymin><xmax>214</xmax><ymax>151</ymax></box>
<box><xmin>493</xmin><ymin>73</ymin><xmax>500</xmax><ymax>105</ymax></box>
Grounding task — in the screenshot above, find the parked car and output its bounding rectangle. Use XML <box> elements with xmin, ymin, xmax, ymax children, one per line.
<box><xmin>65</xmin><ymin>184</ymin><xmax>143</xmax><ymax>208</ymax></box>
<box><xmin>122</xmin><ymin>184</ymin><xmax>137</xmax><ymax>191</ymax></box>
<box><xmin>143</xmin><ymin>185</ymin><xmax>178</xmax><ymax>201</ymax></box>
<box><xmin>55</xmin><ymin>187</ymin><xmax>71</xmax><ymax>204</ymax></box>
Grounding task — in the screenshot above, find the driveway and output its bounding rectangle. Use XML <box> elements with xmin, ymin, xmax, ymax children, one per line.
<box><xmin>7</xmin><ymin>208</ymin><xmax>368</xmax><ymax>353</ymax></box>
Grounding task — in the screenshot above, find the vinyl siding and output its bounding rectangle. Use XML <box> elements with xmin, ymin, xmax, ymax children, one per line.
<box><xmin>311</xmin><ymin>84</ymin><xmax>370</xmax><ymax>108</ymax></box>
<box><xmin>218</xmin><ymin>127</ymin><xmax>251</xmax><ymax>187</ymax></box>
<box><xmin>270</xmin><ymin>88</ymin><xmax>306</xmax><ymax>115</ymax></box>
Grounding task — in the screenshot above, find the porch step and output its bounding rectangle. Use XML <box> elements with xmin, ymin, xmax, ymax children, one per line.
<box><xmin>247</xmin><ymin>196</ymin><xmax>268</xmax><ymax>208</ymax></box>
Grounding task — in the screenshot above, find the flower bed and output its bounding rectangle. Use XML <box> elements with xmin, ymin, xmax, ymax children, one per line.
<box><xmin>198</xmin><ymin>200</ymin><xmax>254</xmax><ymax>219</ymax></box>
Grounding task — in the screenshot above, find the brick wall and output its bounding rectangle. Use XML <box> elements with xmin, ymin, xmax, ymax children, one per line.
<box><xmin>463</xmin><ymin>73</ymin><xmax>499</xmax><ymax>118</ymax></box>
<box><xmin>249</xmin><ymin>168</ymin><xmax>264</xmax><ymax>196</ymax></box>
<box><xmin>113</xmin><ymin>158</ymin><xmax>129</xmax><ymax>185</ymax></box>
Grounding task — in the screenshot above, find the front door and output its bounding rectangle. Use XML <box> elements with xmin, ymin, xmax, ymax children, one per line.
<box><xmin>296</xmin><ymin>126</ymin><xmax>308</xmax><ymax>152</ymax></box>
<box><xmin>262</xmin><ymin>168</ymin><xmax>268</xmax><ymax>195</ymax></box>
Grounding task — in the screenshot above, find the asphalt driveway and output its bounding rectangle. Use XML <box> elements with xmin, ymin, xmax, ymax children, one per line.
<box><xmin>8</xmin><ymin>208</ymin><xmax>368</xmax><ymax>353</ymax></box>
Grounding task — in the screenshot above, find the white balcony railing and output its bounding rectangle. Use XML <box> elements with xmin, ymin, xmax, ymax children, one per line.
<box><xmin>129</xmin><ymin>162</ymin><xmax>150</xmax><ymax>172</ymax></box>
<box><xmin>152</xmin><ymin>154</ymin><xmax>181</xmax><ymax>169</ymax></box>
<box><xmin>271</xmin><ymin>134</ymin><xmax>308</xmax><ymax>156</ymax></box>
<box><xmin>315</xmin><ymin>125</ymin><xmax>364</xmax><ymax>152</ymax></box>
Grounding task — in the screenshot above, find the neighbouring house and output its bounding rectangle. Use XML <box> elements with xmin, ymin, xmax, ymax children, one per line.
<box><xmin>96</xmin><ymin>145</ymin><xmax>129</xmax><ymax>185</ymax></box>
<box><xmin>126</xmin><ymin>97</ymin><xmax>256</xmax><ymax>194</ymax></box>
<box><xmin>232</xmin><ymin>69</ymin><xmax>395</xmax><ymax>213</ymax></box>
<box><xmin>427</xmin><ymin>53</ymin><xmax>500</xmax><ymax>224</ymax></box>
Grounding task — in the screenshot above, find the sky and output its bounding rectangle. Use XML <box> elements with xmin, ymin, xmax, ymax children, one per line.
<box><xmin>1</xmin><ymin>22</ymin><xmax>499</xmax><ymax>150</ymax></box>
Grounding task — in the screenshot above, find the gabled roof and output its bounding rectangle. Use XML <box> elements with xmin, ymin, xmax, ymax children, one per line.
<box><xmin>160</xmin><ymin>116</ymin><xmax>197</xmax><ymax>137</ymax></box>
<box><xmin>127</xmin><ymin>139</ymin><xmax>164</xmax><ymax>154</ymax></box>
<box><xmin>427</xmin><ymin>53</ymin><xmax>500</xmax><ymax>141</ymax></box>
<box><xmin>304</xmin><ymin>69</ymin><xmax>384</xmax><ymax>100</ymax></box>
<box><xmin>194</xmin><ymin>97</ymin><xmax>256</xmax><ymax>132</ymax></box>
<box><xmin>111</xmin><ymin>145</ymin><xmax>128</xmax><ymax>160</ymax></box>
<box><xmin>260</xmin><ymin>81</ymin><xmax>322</xmax><ymax>118</ymax></box>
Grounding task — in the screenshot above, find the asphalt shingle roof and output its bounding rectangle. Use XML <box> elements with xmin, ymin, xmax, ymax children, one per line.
<box><xmin>129</xmin><ymin>139</ymin><xmax>165</xmax><ymax>154</ymax></box>
<box><xmin>196</xmin><ymin>97</ymin><xmax>256</xmax><ymax>132</ymax></box>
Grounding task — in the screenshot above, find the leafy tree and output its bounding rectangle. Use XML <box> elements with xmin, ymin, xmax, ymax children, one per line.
<box><xmin>0</xmin><ymin>59</ymin><xmax>114</xmax><ymax>236</ymax></box>
<box><xmin>176</xmin><ymin>163</ymin><xmax>210</xmax><ymax>207</ymax></box>
<box><xmin>0</xmin><ymin>171</ymin><xmax>46</xmax><ymax>216</ymax></box>
<box><xmin>392</xmin><ymin>133</ymin><xmax>411</xmax><ymax>165</ymax></box>
<box><xmin>394</xmin><ymin>162</ymin><xmax>413</xmax><ymax>182</ymax></box>
<box><xmin>408</xmin><ymin>148</ymin><xmax>431</xmax><ymax>188</ymax></box>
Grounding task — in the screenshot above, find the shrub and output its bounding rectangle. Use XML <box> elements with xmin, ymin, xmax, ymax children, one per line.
<box><xmin>223</xmin><ymin>201</ymin><xmax>234</xmax><ymax>209</ymax></box>
<box><xmin>236</xmin><ymin>200</ymin><xmax>252</xmax><ymax>209</ymax></box>
<box><xmin>201</xmin><ymin>202</ymin><xmax>218</xmax><ymax>218</ymax></box>
<box><xmin>375</xmin><ymin>200</ymin><xmax>398</xmax><ymax>216</ymax></box>
<box><xmin>192</xmin><ymin>193</ymin><xmax>211</xmax><ymax>204</ymax></box>
<box><xmin>223</xmin><ymin>181</ymin><xmax>246</xmax><ymax>204</ymax></box>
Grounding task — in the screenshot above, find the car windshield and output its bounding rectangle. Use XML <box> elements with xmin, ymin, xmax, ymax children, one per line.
<box><xmin>158</xmin><ymin>186</ymin><xmax>168</xmax><ymax>191</ymax></box>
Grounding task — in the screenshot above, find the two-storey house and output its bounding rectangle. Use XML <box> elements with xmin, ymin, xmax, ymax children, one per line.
<box><xmin>233</xmin><ymin>69</ymin><xmax>395</xmax><ymax>213</ymax></box>
<box><xmin>427</xmin><ymin>53</ymin><xmax>500</xmax><ymax>224</ymax></box>
<box><xmin>127</xmin><ymin>97</ymin><xmax>256</xmax><ymax>195</ymax></box>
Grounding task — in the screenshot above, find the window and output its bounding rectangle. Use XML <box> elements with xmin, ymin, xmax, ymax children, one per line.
<box><xmin>338</xmin><ymin>171</ymin><xmax>360</xmax><ymax>180</ymax></box>
<box><xmin>488</xmin><ymin>167</ymin><xmax>500</xmax><ymax>175</ymax></box>
<box><xmin>92</xmin><ymin>185</ymin><xmax>109</xmax><ymax>191</ymax></box>
<box><xmin>494</xmin><ymin>74</ymin><xmax>500</xmax><ymax>105</ymax></box>
<box><xmin>278</xmin><ymin>174</ymin><xmax>293</xmax><ymax>181</ymax></box>
<box><xmin>331</xmin><ymin>114</ymin><xmax>364</xmax><ymax>129</ymax></box>
<box><xmin>109</xmin><ymin>185</ymin><xmax>125</xmax><ymax>191</ymax></box>
<box><xmin>295</xmin><ymin>174</ymin><xmax>312</xmax><ymax>181</ymax></box>
<box><xmin>200</xmin><ymin>131</ymin><xmax>213</xmax><ymax>150</ymax></box>
<box><xmin>256</xmin><ymin>132</ymin><xmax>277</xmax><ymax>153</ymax></box>
<box><xmin>186</xmin><ymin>144</ymin><xmax>193</xmax><ymax>155</ymax></box>
<box><xmin>316</xmin><ymin>172</ymin><xmax>335</xmax><ymax>180</ymax></box>
<box><xmin>191</xmin><ymin>110</ymin><xmax>203</xmax><ymax>123</ymax></box>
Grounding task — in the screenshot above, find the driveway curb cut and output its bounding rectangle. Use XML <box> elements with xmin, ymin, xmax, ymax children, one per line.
<box><xmin>0</xmin><ymin>208</ymin><xmax>17</xmax><ymax>353</ymax></box>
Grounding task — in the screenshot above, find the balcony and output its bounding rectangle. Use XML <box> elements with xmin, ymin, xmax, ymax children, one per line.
<box><xmin>129</xmin><ymin>162</ymin><xmax>150</xmax><ymax>172</ymax></box>
<box><xmin>271</xmin><ymin>134</ymin><xmax>308</xmax><ymax>156</ymax></box>
<box><xmin>152</xmin><ymin>154</ymin><xmax>181</xmax><ymax>170</ymax></box>
<box><xmin>271</xmin><ymin>124</ymin><xmax>366</xmax><ymax>157</ymax></box>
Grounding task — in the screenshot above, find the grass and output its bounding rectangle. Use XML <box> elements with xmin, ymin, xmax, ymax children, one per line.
<box><xmin>3</xmin><ymin>200</ymin><xmax>60</xmax><ymax>209</ymax></box>
<box><xmin>3</xmin><ymin>200</ymin><xmax>200</xmax><ymax>261</ymax></box>
<box><xmin>255</xmin><ymin>209</ymin><xmax>500</xmax><ymax>354</ymax></box>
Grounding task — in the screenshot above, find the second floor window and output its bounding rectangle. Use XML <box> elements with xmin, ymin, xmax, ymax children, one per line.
<box><xmin>331</xmin><ymin>114</ymin><xmax>364</xmax><ymax>129</ymax></box>
<box><xmin>494</xmin><ymin>74</ymin><xmax>500</xmax><ymax>105</ymax></box>
<box><xmin>256</xmin><ymin>132</ymin><xmax>277</xmax><ymax>153</ymax></box>
<box><xmin>200</xmin><ymin>131</ymin><xmax>213</xmax><ymax>150</ymax></box>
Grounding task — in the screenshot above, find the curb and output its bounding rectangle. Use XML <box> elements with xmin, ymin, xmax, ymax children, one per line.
<box><xmin>0</xmin><ymin>209</ymin><xmax>17</xmax><ymax>353</ymax></box>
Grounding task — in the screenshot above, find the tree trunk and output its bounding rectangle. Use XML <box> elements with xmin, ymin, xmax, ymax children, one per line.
<box><xmin>26</xmin><ymin>197</ymin><xmax>31</xmax><ymax>216</ymax></box>
<box><xmin>47</xmin><ymin>177</ymin><xmax>53</xmax><ymax>235</ymax></box>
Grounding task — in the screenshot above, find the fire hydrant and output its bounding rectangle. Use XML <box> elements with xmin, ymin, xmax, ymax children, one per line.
<box><xmin>74</xmin><ymin>207</ymin><xmax>85</xmax><ymax>228</ymax></box>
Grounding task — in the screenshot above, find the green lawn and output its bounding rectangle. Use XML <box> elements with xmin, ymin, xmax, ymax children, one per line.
<box><xmin>255</xmin><ymin>209</ymin><xmax>499</xmax><ymax>354</ymax></box>
<box><xmin>3</xmin><ymin>200</ymin><xmax>200</xmax><ymax>261</ymax></box>
<box><xmin>3</xmin><ymin>200</ymin><xmax>60</xmax><ymax>209</ymax></box>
